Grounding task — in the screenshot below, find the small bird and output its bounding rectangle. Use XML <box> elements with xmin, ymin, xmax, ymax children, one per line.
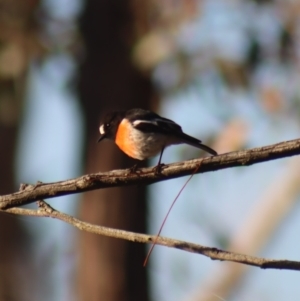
<box><xmin>98</xmin><ymin>108</ymin><xmax>217</xmax><ymax>171</ymax></box>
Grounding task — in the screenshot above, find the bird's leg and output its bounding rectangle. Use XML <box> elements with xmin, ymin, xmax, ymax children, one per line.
<box><xmin>158</xmin><ymin>147</ymin><xmax>165</xmax><ymax>166</ymax></box>
<box><xmin>153</xmin><ymin>147</ymin><xmax>165</xmax><ymax>175</ymax></box>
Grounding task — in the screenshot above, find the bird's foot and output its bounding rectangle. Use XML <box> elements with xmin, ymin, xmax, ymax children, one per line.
<box><xmin>127</xmin><ymin>164</ymin><xmax>139</xmax><ymax>175</ymax></box>
<box><xmin>153</xmin><ymin>163</ymin><xmax>165</xmax><ymax>175</ymax></box>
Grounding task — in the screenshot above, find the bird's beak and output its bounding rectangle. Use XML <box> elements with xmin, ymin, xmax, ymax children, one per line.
<box><xmin>97</xmin><ymin>134</ymin><xmax>106</xmax><ymax>143</ymax></box>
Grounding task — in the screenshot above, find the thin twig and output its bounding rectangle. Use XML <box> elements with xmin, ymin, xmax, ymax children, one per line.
<box><xmin>143</xmin><ymin>162</ymin><xmax>202</xmax><ymax>266</ymax></box>
<box><xmin>2</xmin><ymin>201</ymin><xmax>300</xmax><ymax>271</ymax></box>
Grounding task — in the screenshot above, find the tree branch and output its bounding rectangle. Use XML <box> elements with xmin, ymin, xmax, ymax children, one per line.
<box><xmin>2</xmin><ymin>200</ymin><xmax>300</xmax><ymax>271</ymax></box>
<box><xmin>1</xmin><ymin>138</ymin><xmax>300</xmax><ymax>209</ymax></box>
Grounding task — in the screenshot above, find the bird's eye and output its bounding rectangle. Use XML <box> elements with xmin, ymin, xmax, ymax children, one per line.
<box><xmin>106</xmin><ymin>123</ymin><xmax>110</xmax><ymax>128</ymax></box>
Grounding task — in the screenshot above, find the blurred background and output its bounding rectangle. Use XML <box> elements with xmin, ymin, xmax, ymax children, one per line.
<box><xmin>1</xmin><ymin>0</ymin><xmax>300</xmax><ymax>300</ymax></box>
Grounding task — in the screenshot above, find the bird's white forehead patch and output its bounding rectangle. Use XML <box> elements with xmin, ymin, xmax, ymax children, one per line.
<box><xmin>99</xmin><ymin>124</ymin><xmax>105</xmax><ymax>134</ymax></box>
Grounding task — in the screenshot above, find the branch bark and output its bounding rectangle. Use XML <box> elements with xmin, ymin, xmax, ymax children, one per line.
<box><xmin>1</xmin><ymin>138</ymin><xmax>300</xmax><ymax>209</ymax></box>
<box><xmin>2</xmin><ymin>201</ymin><xmax>300</xmax><ymax>271</ymax></box>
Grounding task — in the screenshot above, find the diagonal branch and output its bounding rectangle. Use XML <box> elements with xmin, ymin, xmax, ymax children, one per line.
<box><xmin>1</xmin><ymin>138</ymin><xmax>300</xmax><ymax>209</ymax></box>
<box><xmin>2</xmin><ymin>201</ymin><xmax>300</xmax><ymax>271</ymax></box>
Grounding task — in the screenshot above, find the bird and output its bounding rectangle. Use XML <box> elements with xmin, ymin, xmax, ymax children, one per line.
<box><xmin>98</xmin><ymin>108</ymin><xmax>217</xmax><ymax>172</ymax></box>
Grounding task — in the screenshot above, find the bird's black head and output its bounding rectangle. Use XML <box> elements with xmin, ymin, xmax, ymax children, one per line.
<box><xmin>98</xmin><ymin>111</ymin><xmax>125</xmax><ymax>142</ymax></box>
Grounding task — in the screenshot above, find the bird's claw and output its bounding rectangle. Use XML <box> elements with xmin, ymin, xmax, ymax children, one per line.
<box><xmin>127</xmin><ymin>164</ymin><xmax>139</xmax><ymax>175</ymax></box>
<box><xmin>153</xmin><ymin>163</ymin><xmax>165</xmax><ymax>175</ymax></box>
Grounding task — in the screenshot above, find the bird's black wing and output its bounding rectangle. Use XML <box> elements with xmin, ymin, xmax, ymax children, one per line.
<box><xmin>128</xmin><ymin>109</ymin><xmax>217</xmax><ymax>155</ymax></box>
<box><xmin>128</xmin><ymin>109</ymin><xmax>183</xmax><ymax>134</ymax></box>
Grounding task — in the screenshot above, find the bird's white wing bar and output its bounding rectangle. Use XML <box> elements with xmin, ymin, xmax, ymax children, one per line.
<box><xmin>132</xmin><ymin>118</ymin><xmax>177</xmax><ymax>126</ymax></box>
<box><xmin>132</xmin><ymin>120</ymin><xmax>158</xmax><ymax>127</ymax></box>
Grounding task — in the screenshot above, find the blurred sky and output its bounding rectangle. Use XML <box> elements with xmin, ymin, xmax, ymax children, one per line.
<box><xmin>16</xmin><ymin>0</ymin><xmax>300</xmax><ymax>301</ymax></box>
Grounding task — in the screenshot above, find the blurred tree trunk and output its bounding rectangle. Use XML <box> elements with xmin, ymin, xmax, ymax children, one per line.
<box><xmin>77</xmin><ymin>1</ymin><xmax>154</xmax><ymax>301</ymax></box>
<box><xmin>0</xmin><ymin>0</ymin><xmax>40</xmax><ymax>300</ymax></box>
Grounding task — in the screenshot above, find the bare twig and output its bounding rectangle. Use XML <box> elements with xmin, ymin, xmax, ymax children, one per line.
<box><xmin>1</xmin><ymin>138</ymin><xmax>300</xmax><ymax>209</ymax></box>
<box><xmin>2</xmin><ymin>201</ymin><xmax>300</xmax><ymax>271</ymax></box>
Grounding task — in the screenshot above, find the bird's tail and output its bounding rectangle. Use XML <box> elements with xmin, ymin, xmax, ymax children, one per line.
<box><xmin>197</xmin><ymin>143</ymin><xmax>217</xmax><ymax>156</ymax></box>
<box><xmin>179</xmin><ymin>133</ymin><xmax>217</xmax><ymax>156</ymax></box>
